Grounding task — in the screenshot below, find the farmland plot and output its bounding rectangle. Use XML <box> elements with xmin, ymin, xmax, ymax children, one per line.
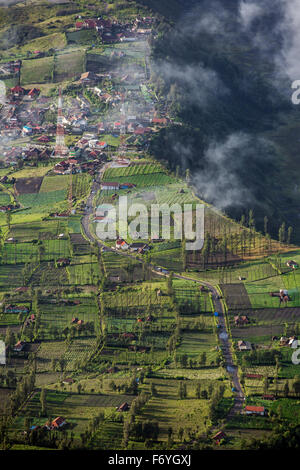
<box><xmin>15</xmin><ymin>177</ymin><xmax>44</xmax><ymax>195</ymax></box>
<box><xmin>68</xmin><ymin>262</ymin><xmax>100</xmax><ymax>285</ymax></box>
<box><xmin>40</xmin><ymin>296</ymin><xmax>98</xmax><ymax>338</ymax></box>
<box><xmin>36</xmin><ymin>340</ymin><xmax>66</xmax><ymax>372</ymax></box>
<box><xmin>54</xmin><ymin>49</ymin><xmax>85</xmax><ymax>82</ymax></box>
<box><xmin>221</xmin><ymin>283</ymin><xmax>252</xmax><ymax>310</ymax></box>
<box><xmin>18</xmin><ymin>189</ymin><xmax>67</xmax><ymax>215</ymax></box>
<box><xmin>1</xmin><ymin>242</ymin><xmax>39</xmax><ymax>264</ymax></box>
<box><xmin>102</xmin><ymin>173</ymin><xmax>174</xmax><ymax>188</ymax></box>
<box><xmin>20</xmin><ymin>56</ymin><xmax>54</xmax><ymax>85</ymax></box>
<box><xmin>8</xmin><ymin>220</ymin><xmax>68</xmax><ymax>242</ymax></box>
<box><xmin>103</xmin><ymin>163</ymin><xmax>163</xmax><ymax>180</ymax></box>
<box><xmin>173</xmin><ymin>279</ymin><xmax>213</xmax><ymax>314</ymax></box>
<box><xmin>70</xmin><ymin>233</ymin><xmax>91</xmax><ymax>255</ymax></box>
<box><xmin>29</xmin><ymin>262</ymin><xmax>69</xmax><ymax>286</ymax></box>
<box><xmin>64</xmin><ymin>337</ymin><xmax>98</xmax><ymax>371</ymax></box>
<box><xmin>137</xmin><ymin>378</ymin><xmax>213</xmax><ymax>441</ymax></box>
<box><xmin>0</xmin><ymin>265</ymin><xmax>24</xmax><ymax>288</ymax></box>
<box><xmin>42</xmin><ymin>239</ymin><xmax>70</xmax><ymax>261</ymax></box>
<box><xmin>40</xmin><ymin>175</ymin><xmax>70</xmax><ymax>193</ymax></box>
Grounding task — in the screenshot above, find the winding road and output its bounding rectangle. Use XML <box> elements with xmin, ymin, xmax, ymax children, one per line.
<box><xmin>80</xmin><ymin>169</ymin><xmax>245</xmax><ymax>418</ymax></box>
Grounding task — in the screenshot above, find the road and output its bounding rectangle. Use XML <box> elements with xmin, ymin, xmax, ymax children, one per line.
<box><xmin>80</xmin><ymin>168</ymin><xmax>245</xmax><ymax>418</ymax></box>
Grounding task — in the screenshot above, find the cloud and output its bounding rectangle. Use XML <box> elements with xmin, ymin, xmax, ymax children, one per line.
<box><xmin>239</xmin><ymin>1</ymin><xmax>262</xmax><ymax>28</ymax></box>
<box><xmin>154</xmin><ymin>60</ymin><xmax>228</xmax><ymax>109</ymax></box>
<box><xmin>191</xmin><ymin>133</ymin><xmax>256</xmax><ymax>209</ymax></box>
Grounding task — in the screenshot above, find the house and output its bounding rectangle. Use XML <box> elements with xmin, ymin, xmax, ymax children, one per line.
<box><xmin>119</xmin><ymin>182</ymin><xmax>136</xmax><ymax>190</ymax></box>
<box><xmin>4</xmin><ymin>304</ymin><xmax>29</xmax><ymax>314</ymax></box>
<box><xmin>107</xmin><ymin>366</ymin><xmax>119</xmax><ymax>374</ymax></box>
<box><xmin>246</xmin><ymin>374</ymin><xmax>263</xmax><ymax>379</ymax></box>
<box><xmin>279</xmin><ymin>336</ymin><xmax>297</xmax><ymax>347</ymax></box>
<box><xmin>237</xmin><ymin>340</ymin><xmax>252</xmax><ymax>351</ymax></box>
<box><xmin>51</xmin><ymin>417</ymin><xmax>67</xmax><ymax>429</ymax></box>
<box><xmin>263</xmin><ymin>394</ymin><xmax>276</xmax><ymax>401</ymax></box>
<box><xmin>245</xmin><ymin>405</ymin><xmax>265</xmax><ymax>416</ymax></box>
<box><xmin>13</xmin><ymin>341</ymin><xmax>26</xmax><ymax>352</ymax></box>
<box><xmin>22</xmin><ymin>125</ymin><xmax>33</xmax><ymax>135</ymax></box>
<box><xmin>280</xmin><ymin>336</ymin><xmax>289</xmax><ymax>346</ymax></box>
<box><xmin>212</xmin><ymin>431</ymin><xmax>226</xmax><ymax>445</ymax></box>
<box><xmin>101</xmin><ymin>182</ymin><xmax>120</xmax><ymax>191</ymax></box>
<box><xmin>80</xmin><ymin>71</ymin><xmax>97</xmax><ymax>84</ymax></box>
<box><xmin>63</xmin><ymin>378</ymin><xmax>74</xmax><ymax>385</ymax></box>
<box><xmin>117</xmin><ymin>402</ymin><xmax>129</xmax><ymax>412</ymax></box>
<box><xmin>288</xmin><ymin>336</ymin><xmax>299</xmax><ymax>348</ymax></box>
<box><xmin>10</xmin><ymin>85</ymin><xmax>26</xmax><ymax>97</ymax></box>
<box><xmin>56</xmin><ymin>258</ymin><xmax>70</xmax><ymax>267</ymax></box>
<box><xmin>130</xmin><ymin>242</ymin><xmax>149</xmax><ymax>252</ymax></box>
<box><xmin>234</xmin><ymin>315</ymin><xmax>250</xmax><ymax>326</ymax></box>
<box><xmin>15</xmin><ymin>287</ymin><xmax>29</xmax><ymax>293</ymax></box>
<box><xmin>151</xmin><ymin>117</ymin><xmax>168</xmax><ymax>126</ymax></box>
<box><xmin>27</xmin><ymin>88</ymin><xmax>40</xmax><ymax>99</ymax></box>
<box><xmin>115</xmin><ymin>239</ymin><xmax>129</xmax><ymax>250</ymax></box>
<box><xmin>123</xmin><ymin>333</ymin><xmax>136</xmax><ymax>340</ymax></box>
<box><xmin>89</xmin><ymin>140</ymin><xmax>107</xmax><ymax>150</ymax></box>
<box><xmin>287</xmin><ymin>260</ymin><xmax>299</xmax><ymax>269</ymax></box>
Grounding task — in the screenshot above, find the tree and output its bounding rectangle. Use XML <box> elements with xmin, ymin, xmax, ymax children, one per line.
<box><xmin>287</xmin><ymin>226</ymin><xmax>293</xmax><ymax>245</ymax></box>
<box><xmin>283</xmin><ymin>380</ymin><xmax>289</xmax><ymax>397</ymax></box>
<box><xmin>167</xmin><ymin>272</ymin><xmax>174</xmax><ymax>297</ymax></box>
<box><xmin>199</xmin><ymin>351</ymin><xmax>206</xmax><ymax>367</ymax></box>
<box><xmin>40</xmin><ymin>388</ymin><xmax>47</xmax><ymax>416</ymax></box>
<box><xmin>264</xmin><ymin>216</ymin><xmax>268</xmax><ymax>236</ymax></box>
<box><xmin>292</xmin><ymin>376</ymin><xmax>300</xmax><ymax>397</ymax></box>
<box><xmin>6</xmin><ymin>211</ymin><xmax>11</xmax><ymax>230</ymax></box>
<box><xmin>279</xmin><ymin>222</ymin><xmax>286</xmax><ymax>243</ymax></box>
<box><xmin>185</xmin><ymin>168</ymin><xmax>190</xmax><ymax>184</ymax></box>
<box><xmin>150</xmin><ymin>381</ymin><xmax>157</xmax><ymax>397</ymax></box>
<box><xmin>248</xmin><ymin>209</ymin><xmax>255</xmax><ymax>230</ymax></box>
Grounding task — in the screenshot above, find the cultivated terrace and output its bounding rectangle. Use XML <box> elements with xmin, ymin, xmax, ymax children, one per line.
<box><xmin>0</xmin><ymin>0</ymin><xmax>299</xmax><ymax>452</ymax></box>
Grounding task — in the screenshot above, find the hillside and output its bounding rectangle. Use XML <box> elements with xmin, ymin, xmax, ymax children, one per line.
<box><xmin>137</xmin><ymin>0</ymin><xmax>300</xmax><ymax>243</ymax></box>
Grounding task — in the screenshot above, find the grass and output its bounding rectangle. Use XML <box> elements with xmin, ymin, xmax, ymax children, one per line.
<box><xmin>137</xmin><ymin>377</ymin><xmax>213</xmax><ymax>441</ymax></box>
<box><xmin>18</xmin><ymin>189</ymin><xmax>68</xmax><ymax>215</ymax></box>
<box><xmin>102</xmin><ymin>172</ymin><xmax>174</xmax><ymax>188</ymax></box>
<box><xmin>66</xmin><ymin>30</ymin><xmax>98</xmax><ymax>45</ymax></box>
<box><xmin>8</xmin><ymin>220</ymin><xmax>68</xmax><ymax>242</ymax></box>
<box><xmin>11</xmin><ymin>165</ymin><xmax>53</xmax><ymax>179</ymax></box>
<box><xmin>103</xmin><ymin>163</ymin><xmax>163</xmax><ymax>179</ymax></box>
<box><xmin>177</xmin><ymin>331</ymin><xmax>218</xmax><ymax>363</ymax></box>
<box><xmin>40</xmin><ymin>175</ymin><xmax>70</xmax><ymax>193</ymax></box>
<box><xmin>21</xmin><ymin>56</ymin><xmax>54</xmax><ymax>85</ymax></box>
<box><xmin>54</xmin><ymin>48</ymin><xmax>85</xmax><ymax>82</ymax></box>
<box><xmin>6</xmin><ymin>32</ymin><xmax>67</xmax><ymax>55</ymax></box>
<box><xmin>68</xmin><ymin>262</ymin><xmax>100</xmax><ymax>285</ymax></box>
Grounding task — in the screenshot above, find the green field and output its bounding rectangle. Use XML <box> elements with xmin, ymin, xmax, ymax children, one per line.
<box><xmin>21</xmin><ymin>56</ymin><xmax>54</xmax><ymax>85</ymax></box>
<box><xmin>54</xmin><ymin>49</ymin><xmax>85</xmax><ymax>82</ymax></box>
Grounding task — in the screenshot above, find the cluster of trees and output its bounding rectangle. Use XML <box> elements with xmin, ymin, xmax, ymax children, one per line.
<box><xmin>241</xmin><ymin>349</ymin><xmax>282</xmax><ymax>366</ymax></box>
<box><xmin>174</xmin><ymin>352</ymin><xmax>221</xmax><ymax>369</ymax></box>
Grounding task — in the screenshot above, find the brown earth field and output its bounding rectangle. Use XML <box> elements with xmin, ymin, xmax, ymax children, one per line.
<box><xmin>15</xmin><ymin>177</ymin><xmax>44</xmax><ymax>194</ymax></box>
<box><xmin>230</xmin><ymin>307</ymin><xmax>300</xmax><ymax>324</ymax></box>
<box><xmin>229</xmin><ymin>307</ymin><xmax>300</xmax><ymax>338</ymax></box>
<box><xmin>231</xmin><ymin>325</ymin><xmax>283</xmax><ymax>339</ymax></box>
<box><xmin>221</xmin><ymin>283</ymin><xmax>252</xmax><ymax>310</ymax></box>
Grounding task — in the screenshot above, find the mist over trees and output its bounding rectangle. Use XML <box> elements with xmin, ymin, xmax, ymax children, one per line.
<box><xmin>147</xmin><ymin>0</ymin><xmax>300</xmax><ymax>241</ymax></box>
